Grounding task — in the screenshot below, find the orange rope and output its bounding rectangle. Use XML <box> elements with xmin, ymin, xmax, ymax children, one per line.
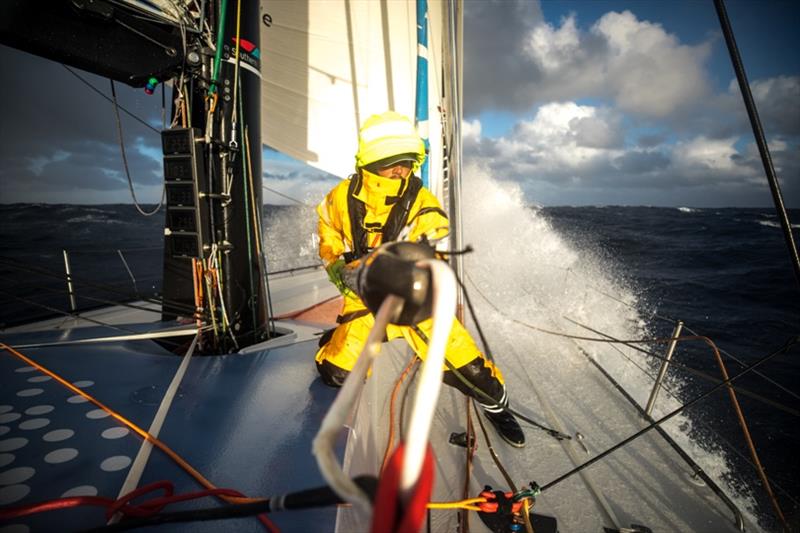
<box><xmin>380</xmin><ymin>357</ymin><xmax>419</xmax><ymax>473</ymax></box>
<box><xmin>0</xmin><ymin>343</ymin><xmax>279</xmax><ymax>533</ymax></box>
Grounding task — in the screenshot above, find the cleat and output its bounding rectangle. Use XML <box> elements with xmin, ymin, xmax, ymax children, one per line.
<box><xmin>484</xmin><ymin>409</ymin><xmax>525</xmax><ymax>448</ymax></box>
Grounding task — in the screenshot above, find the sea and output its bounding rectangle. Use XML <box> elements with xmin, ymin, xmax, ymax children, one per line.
<box><xmin>1</xmin><ymin>192</ymin><xmax>798</xmax><ymax>530</ymax></box>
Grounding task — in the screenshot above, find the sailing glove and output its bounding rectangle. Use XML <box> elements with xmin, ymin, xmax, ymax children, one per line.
<box><xmin>326</xmin><ymin>259</ymin><xmax>354</xmax><ymax>297</ymax></box>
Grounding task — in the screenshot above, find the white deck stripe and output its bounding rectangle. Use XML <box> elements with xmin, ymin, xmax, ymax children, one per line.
<box><xmin>108</xmin><ymin>332</ymin><xmax>200</xmax><ymax>523</ymax></box>
<box><xmin>12</xmin><ymin>328</ymin><xmax>199</xmax><ymax>349</ymax></box>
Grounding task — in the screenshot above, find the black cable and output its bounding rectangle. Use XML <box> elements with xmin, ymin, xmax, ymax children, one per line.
<box><xmin>539</xmin><ymin>336</ymin><xmax>799</xmax><ymax>493</ymax></box>
<box><xmin>80</xmin><ymin>476</ymin><xmax>378</xmax><ymax>532</ymax></box>
<box><xmin>61</xmin><ymin>65</ymin><xmax>160</xmax><ymax>134</ymax></box>
<box><xmin>453</xmin><ymin>263</ymin><xmax>495</xmax><ymax>364</ymax></box>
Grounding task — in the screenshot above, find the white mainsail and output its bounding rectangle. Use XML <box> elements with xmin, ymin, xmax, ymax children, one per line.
<box><xmin>259</xmin><ymin>0</ymin><xmax>448</xmax><ymax>201</ymax></box>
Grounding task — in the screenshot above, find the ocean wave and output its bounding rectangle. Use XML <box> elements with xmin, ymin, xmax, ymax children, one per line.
<box><xmin>66</xmin><ymin>215</ymin><xmax>123</xmax><ymax>224</ymax></box>
<box><xmin>677</xmin><ymin>207</ymin><xmax>700</xmax><ymax>213</ymax></box>
<box><xmin>758</xmin><ymin>219</ymin><xmax>800</xmax><ymax>229</ymax></box>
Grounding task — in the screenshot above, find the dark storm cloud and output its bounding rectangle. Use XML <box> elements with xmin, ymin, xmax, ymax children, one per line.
<box><xmin>0</xmin><ymin>45</ymin><xmax>164</xmax><ymax>201</ymax></box>
<box><xmin>612</xmin><ymin>151</ymin><xmax>670</xmax><ymax>174</ymax></box>
<box><xmin>463</xmin><ymin>0</ymin><xmax>545</xmax><ymax>115</ymax></box>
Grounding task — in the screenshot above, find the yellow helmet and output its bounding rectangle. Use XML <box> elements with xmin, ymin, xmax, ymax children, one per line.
<box><xmin>355</xmin><ymin>111</ymin><xmax>426</xmax><ymax>172</ymax></box>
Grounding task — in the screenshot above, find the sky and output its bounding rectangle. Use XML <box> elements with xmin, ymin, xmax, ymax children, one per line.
<box><xmin>0</xmin><ymin>0</ymin><xmax>798</xmax><ymax>208</ymax></box>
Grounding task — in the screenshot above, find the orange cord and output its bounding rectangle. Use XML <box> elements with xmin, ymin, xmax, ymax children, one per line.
<box><xmin>380</xmin><ymin>357</ymin><xmax>419</xmax><ymax>473</ymax></box>
<box><xmin>0</xmin><ymin>343</ymin><xmax>279</xmax><ymax>533</ymax></box>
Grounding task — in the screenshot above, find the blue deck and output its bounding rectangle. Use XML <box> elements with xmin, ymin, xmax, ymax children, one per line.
<box><xmin>1</xmin><ymin>323</ymin><xmax>340</xmax><ymax>532</ymax></box>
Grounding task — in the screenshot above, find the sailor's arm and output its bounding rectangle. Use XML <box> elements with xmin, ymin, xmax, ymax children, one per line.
<box><xmin>316</xmin><ymin>190</ymin><xmax>346</xmax><ymax>267</ymax></box>
<box><xmin>407</xmin><ymin>187</ymin><xmax>450</xmax><ymax>244</ymax></box>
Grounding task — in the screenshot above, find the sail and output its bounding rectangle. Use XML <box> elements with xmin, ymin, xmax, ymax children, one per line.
<box><xmin>259</xmin><ymin>0</ymin><xmax>448</xmax><ymax>200</ymax></box>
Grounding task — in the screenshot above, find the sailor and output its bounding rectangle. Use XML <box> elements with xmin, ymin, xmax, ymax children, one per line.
<box><xmin>314</xmin><ymin>111</ymin><xmax>525</xmax><ymax>448</ymax></box>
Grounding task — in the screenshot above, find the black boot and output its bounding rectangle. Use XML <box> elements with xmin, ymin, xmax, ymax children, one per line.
<box><xmin>481</xmin><ymin>390</ymin><xmax>525</xmax><ymax>448</ymax></box>
<box><xmin>483</xmin><ymin>409</ymin><xmax>525</xmax><ymax>448</ymax></box>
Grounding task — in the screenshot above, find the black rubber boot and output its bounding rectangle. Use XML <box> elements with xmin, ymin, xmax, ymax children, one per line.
<box><xmin>481</xmin><ymin>390</ymin><xmax>525</xmax><ymax>448</ymax></box>
<box><xmin>483</xmin><ymin>409</ymin><xmax>525</xmax><ymax>448</ymax></box>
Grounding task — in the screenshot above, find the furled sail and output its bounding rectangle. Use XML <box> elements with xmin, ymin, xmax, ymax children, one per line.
<box><xmin>259</xmin><ymin>0</ymin><xmax>449</xmax><ymax>200</ymax></box>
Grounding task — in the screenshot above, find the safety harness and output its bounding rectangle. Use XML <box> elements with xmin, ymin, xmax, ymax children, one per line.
<box><xmin>344</xmin><ymin>173</ymin><xmax>429</xmax><ymax>263</ymax></box>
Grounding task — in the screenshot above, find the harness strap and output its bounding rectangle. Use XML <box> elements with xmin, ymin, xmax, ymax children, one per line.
<box><xmin>346</xmin><ymin>174</ymin><xmax>423</xmax><ymax>262</ymax></box>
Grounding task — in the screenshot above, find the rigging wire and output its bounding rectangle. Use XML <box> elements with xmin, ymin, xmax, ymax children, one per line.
<box><xmin>461</xmin><ymin>263</ymin><xmax>796</xmax><ymax>525</ymax></box>
<box><xmin>109</xmin><ymin>80</ymin><xmax>166</xmax><ymax>216</ymax></box>
<box><xmin>262</xmin><ymin>185</ymin><xmax>311</xmax><ymax>207</ymax></box>
<box><xmin>466</xmin><ymin>270</ymin><xmax>799</xmax><ymax>416</ymax></box>
<box><xmin>0</xmin><ymin>256</ymin><xmax>197</xmax><ymax>315</ymax></box>
<box><xmin>556</xmin><ymin>265</ymin><xmax>800</xmax><ymax>403</ymax></box>
<box><xmin>563</xmin><ymin>316</ymin><xmax>798</xmax><ymax>417</ymax></box>
<box><xmin>538</xmin><ymin>336</ymin><xmax>798</xmax><ymax>498</ymax></box>
<box><xmin>60</xmin><ymin>65</ymin><xmax>160</xmax><ymax>134</ymax></box>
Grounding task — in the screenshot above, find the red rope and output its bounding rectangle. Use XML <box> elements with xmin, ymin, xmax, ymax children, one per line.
<box><xmin>0</xmin><ymin>480</ymin><xmax>281</xmax><ymax>532</ymax></box>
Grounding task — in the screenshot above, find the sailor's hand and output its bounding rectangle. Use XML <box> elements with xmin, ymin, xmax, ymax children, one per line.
<box><xmin>326</xmin><ymin>259</ymin><xmax>355</xmax><ymax>298</ymax></box>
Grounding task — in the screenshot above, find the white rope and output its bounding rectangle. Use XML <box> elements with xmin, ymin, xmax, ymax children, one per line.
<box><xmin>399</xmin><ymin>260</ymin><xmax>455</xmax><ymax>500</ymax></box>
<box><xmin>312</xmin><ymin>294</ymin><xmax>404</xmax><ymax>515</ymax></box>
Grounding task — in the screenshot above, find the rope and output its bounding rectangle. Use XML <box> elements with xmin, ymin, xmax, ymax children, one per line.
<box><xmin>568</xmin><ymin>268</ymin><xmax>799</xmax><ymax>402</ymax></box>
<box><xmin>381</xmin><ymin>356</ymin><xmax>419</xmax><ymax>473</ymax></box>
<box><xmin>538</xmin><ymin>336</ymin><xmax>798</xmax><ymax>496</ymax></box>
<box><xmin>109</xmin><ymin>80</ymin><xmax>165</xmax><ymax>217</ymax></box>
<box><xmin>245</xmin><ymin>126</ymin><xmax>275</xmax><ymax>335</ymax></box>
<box><xmin>0</xmin><ymin>343</ymin><xmax>279</xmax><ymax>532</ymax></box>
<box><xmin>471</xmin><ymin>400</ymin><xmax>535</xmax><ymax>533</ymax></box>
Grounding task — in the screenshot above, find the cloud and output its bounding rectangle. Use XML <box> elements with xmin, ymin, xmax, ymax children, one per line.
<box><xmin>0</xmin><ymin>45</ymin><xmax>165</xmax><ymax>203</ymax></box>
<box><xmin>751</xmin><ymin>76</ymin><xmax>800</xmax><ymax>137</ymax></box>
<box><xmin>461</xmin><ymin>102</ymin><xmax>799</xmax><ymax>206</ymax></box>
<box><xmin>464</xmin><ymin>4</ymin><xmax>713</xmax><ymax>120</ymax></box>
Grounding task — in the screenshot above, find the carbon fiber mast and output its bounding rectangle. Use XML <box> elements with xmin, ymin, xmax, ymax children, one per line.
<box><xmin>0</xmin><ymin>1</ymin><xmax>270</xmax><ymax>352</ymax></box>
<box><xmin>159</xmin><ymin>0</ymin><xmax>268</xmax><ymax>352</ymax></box>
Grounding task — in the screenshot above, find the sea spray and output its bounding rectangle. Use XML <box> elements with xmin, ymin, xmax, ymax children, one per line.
<box><xmin>262</xmin><ymin>204</ymin><xmax>320</xmax><ymax>272</ymax></box>
<box><xmin>459</xmin><ymin>162</ymin><xmax>764</xmax><ymax>530</ymax></box>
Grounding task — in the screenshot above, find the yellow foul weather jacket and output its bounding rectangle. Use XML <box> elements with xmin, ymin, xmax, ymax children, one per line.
<box><xmin>314</xmin><ymin>169</ymin><xmax>504</xmax><ymax>384</ymax></box>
